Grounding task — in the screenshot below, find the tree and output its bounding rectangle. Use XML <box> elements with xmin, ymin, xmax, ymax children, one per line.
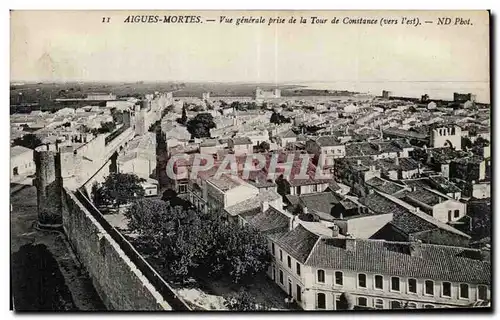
<box><xmin>337</xmin><ymin>292</ymin><xmax>355</xmax><ymax>310</ymax></box>
<box><xmin>181</xmin><ymin>105</ymin><xmax>188</xmax><ymax>124</ymax></box>
<box><xmin>186</xmin><ymin>113</ymin><xmax>216</xmax><ymax>139</ymax></box>
<box><xmin>98</xmin><ymin>121</ymin><xmax>116</xmax><ymax>134</ymax></box>
<box><xmin>270</xmin><ymin>112</ymin><xmax>280</xmax><ymax>124</ymax></box>
<box><xmin>270</xmin><ymin>111</ymin><xmax>291</xmax><ymax>125</ymax></box>
<box><xmin>161</xmin><ymin>189</ymin><xmax>190</xmax><ymax>209</ymax></box>
<box><xmin>473</xmin><ymin>136</ymin><xmax>490</xmax><ymax>147</ymax></box>
<box><xmin>94</xmin><ymin>173</ymin><xmax>145</xmax><ymax>208</ymax></box>
<box><xmin>462</xmin><ymin>137</ymin><xmax>473</xmax><ymax>150</ymax></box>
<box><xmin>224</xmin><ymin>289</ymin><xmax>268</xmax><ymax>311</ymax></box>
<box><xmin>126</xmin><ymin>200</ymin><xmax>270</xmax><ymax>284</ymax></box>
<box><xmin>259</xmin><ymin>141</ymin><xmax>270</xmax><ymax>152</ymax></box>
<box><xmin>12</xmin><ymin>133</ymin><xmax>42</xmax><ymax>149</ymax></box>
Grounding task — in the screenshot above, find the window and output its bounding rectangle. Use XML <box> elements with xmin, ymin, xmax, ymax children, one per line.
<box><xmin>424</xmin><ymin>304</ymin><xmax>435</xmax><ymax>309</ymax></box>
<box><xmin>374</xmin><ymin>298</ymin><xmax>384</xmax><ymax>309</ymax></box>
<box><xmin>271</xmin><ymin>243</ymin><xmax>275</xmax><ymax>255</ymax></box>
<box><xmin>391</xmin><ymin>277</ymin><xmax>400</xmax><ymax>292</ymax></box>
<box><xmin>296</xmin><ymin>263</ymin><xmax>301</xmax><ymax>276</ymax></box>
<box><xmin>272</xmin><ymin>267</ymin><xmax>276</xmax><ymax>281</ymax></box>
<box><xmin>287</xmin><ymin>256</ymin><xmax>292</xmax><ymax>268</ymax></box>
<box><xmin>279</xmin><ymin>270</ymin><xmax>284</xmax><ymax>284</ymax></box>
<box><xmin>317</xmin><ymin>293</ymin><xmax>326</xmax><ymax>309</ymax></box>
<box><xmin>442</xmin><ymin>282</ymin><xmax>451</xmax><ymax>297</ymax></box>
<box><xmin>406</xmin><ymin>302</ymin><xmax>417</xmax><ymax>309</ymax></box>
<box><xmin>460</xmin><ymin>284</ymin><xmax>469</xmax><ymax>299</ymax></box>
<box><xmin>358</xmin><ymin>274</ymin><xmax>367</xmax><ymax>288</ymax></box>
<box><xmin>448</xmin><ymin>210</ymin><xmax>452</xmax><ymax>221</ymax></box>
<box><xmin>357</xmin><ymin>297</ymin><xmax>367</xmax><ymax>307</ymax></box>
<box><xmin>296</xmin><ymin>284</ymin><xmax>302</xmax><ymax>302</ymax></box>
<box><xmin>454</xmin><ymin>210</ymin><xmax>460</xmax><ymax>218</ymax></box>
<box><xmin>408</xmin><ymin>279</ymin><xmax>417</xmax><ymax>294</ymax></box>
<box><xmin>478</xmin><ymin>285</ymin><xmax>488</xmax><ymax>301</ymax></box>
<box><xmin>279</xmin><ymin>250</ymin><xmax>283</xmax><ymax>261</ymax></box>
<box><xmin>374</xmin><ymin>275</ymin><xmax>384</xmax><ymax>290</ymax></box>
<box><xmin>425</xmin><ymin>280</ymin><xmax>434</xmax><ymax>295</ymax></box>
<box><xmin>335</xmin><ymin>271</ymin><xmax>343</xmax><ymax>285</ymax></box>
<box><xmin>390</xmin><ymin>301</ymin><xmax>402</xmax><ymax>309</ymax></box>
<box><xmin>317</xmin><ymin>269</ymin><xmax>325</xmax><ymax>283</ymax></box>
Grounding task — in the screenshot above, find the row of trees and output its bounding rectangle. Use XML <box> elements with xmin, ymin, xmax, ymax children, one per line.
<box><xmin>124</xmin><ymin>198</ymin><xmax>270</xmax><ymax>284</ymax></box>
<box><xmin>12</xmin><ymin>133</ymin><xmax>42</xmax><ymax>149</ymax></box>
<box><xmin>270</xmin><ymin>111</ymin><xmax>291</xmax><ymax>125</ymax></box>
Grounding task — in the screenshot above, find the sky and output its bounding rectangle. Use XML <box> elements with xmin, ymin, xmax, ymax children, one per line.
<box><xmin>10</xmin><ymin>10</ymin><xmax>490</xmax><ymax>85</ymax></box>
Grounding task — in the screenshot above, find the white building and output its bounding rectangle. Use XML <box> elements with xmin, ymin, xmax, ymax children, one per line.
<box><xmin>10</xmin><ymin>146</ymin><xmax>35</xmax><ymax>179</ymax></box>
<box><xmin>431</xmin><ymin>126</ymin><xmax>462</xmax><ymax>150</ymax></box>
<box><xmin>243</xmin><ymin>206</ymin><xmax>491</xmax><ymax>310</ymax></box>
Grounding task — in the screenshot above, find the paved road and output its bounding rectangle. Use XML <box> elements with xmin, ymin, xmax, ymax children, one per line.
<box><xmin>10</xmin><ymin>185</ymin><xmax>106</xmax><ymax>311</ymax></box>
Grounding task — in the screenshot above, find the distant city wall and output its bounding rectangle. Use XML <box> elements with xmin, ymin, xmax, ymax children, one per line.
<box><xmin>61</xmin><ymin>187</ymin><xmax>190</xmax><ymax>311</ymax></box>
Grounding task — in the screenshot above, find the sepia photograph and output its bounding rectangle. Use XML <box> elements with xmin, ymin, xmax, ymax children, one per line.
<box><xmin>9</xmin><ymin>9</ymin><xmax>491</xmax><ymax>312</ymax></box>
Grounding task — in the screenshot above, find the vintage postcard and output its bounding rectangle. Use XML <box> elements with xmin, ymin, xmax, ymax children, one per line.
<box><xmin>10</xmin><ymin>10</ymin><xmax>491</xmax><ymax>311</ymax></box>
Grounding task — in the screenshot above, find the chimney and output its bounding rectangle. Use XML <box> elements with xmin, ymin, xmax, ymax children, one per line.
<box><xmin>345</xmin><ymin>234</ymin><xmax>356</xmax><ymax>251</ymax></box>
<box><xmin>331</xmin><ymin>224</ymin><xmax>340</xmax><ymax>237</ymax></box>
<box><xmin>480</xmin><ymin>244</ymin><xmax>491</xmax><ymax>262</ymax></box>
<box><xmin>409</xmin><ymin>239</ymin><xmax>423</xmax><ymax>258</ymax></box>
<box><xmin>261</xmin><ymin>201</ymin><xmax>269</xmax><ymax>213</ymax></box>
<box><xmin>414</xmin><ymin>207</ymin><xmax>420</xmax><ymax>214</ymax></box>
<box><xmin>394</xmin><ymin>157</ymin><xmax>399</xmax><ymax>166</ymax></box>
<box><xmin>289</xmin><ymin>215</ymin><xmax>298</xmax><ymax>231</ymax></box>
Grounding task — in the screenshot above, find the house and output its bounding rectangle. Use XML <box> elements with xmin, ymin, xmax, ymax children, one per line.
<box><xmin>334</xmin><ymin>159</ymin><xmax>381</xmax><ymax>197</ymax></box>
<box><xmin>275</xmin><ymin>130</ymin><xmax>298</xmax><ymax>149</ymax></box>
<box><xmin>305</xmin><ymin>136</ymin><xmax>346</xmax><ymax>166</ymax></box>
<box><xmin>365</xmin><ymin>176</ymin><xmax>408</xmax><ymax>196</ymax></box>
<box><xmin>199</xmin><ymin>139</ymin><xmax>223</xmax><ymax>155</ymax></box>
<box><xmin>225</xmin><ymin>189</ymin><xmax>283</xmax><ymax>225</ymax></box>
<box><xmin>275</xmin><ymin>158</ymin><xmax>332</xmax><ymax>197</ymax></box>
<box><xmin>430</xmin><ymin>125</ymin><xmax>462</xmax><ymax>150</ymax></box>
<box><xmin>239</xmin><ymin>129</ymin><xmax>270</xmax><ymax>147</ymax></box>
<box><xmin>141</xmin><ymin>179</ymin><xmax>159</xmax><ymax>197</ymax></box>
<box><xmin>361</xmin><ymin>191</ymin><xmax>470</xmax><ymax>247</ymax></box>
<box><xmin>246</xmin><ymin>207</ymin><xmax>489</xmax><ymax>310</ymax></box>
<box><xmin>378</xmin><ymin>157</ymin><xmax>421</xmax><ymax>180</ymax></box>
<box><xmin>117</xmin><ymin>133</ymin><xmax>156</xmax><ymax>180</ymax></box>
<box><xmin>400</xmin><ymin>187</ymin><xmax>467</xmax><ymax>223</ymax></box>
<box><xmin>161</xmin><ymin>121</ymin><xmax>191</xmax><ymax>148</ymax></box>
<box><xmin>285</xmin><ymin>192</ymin><xmax>341</xmax><ymax>219</ymax></box>
<box><xmin>10</xmin><ymin>146</ymin><xmax>35</xmax><ymax>179</ymax></box>
<box><xmin>228</xmin><ymin>137</ymin><xmax>253</xmax><ymax>155</ymax></box>
<box><xmin>205</xmin><ymin>174</ymin><xmax>259</xmax><ymax>212</ymax></box>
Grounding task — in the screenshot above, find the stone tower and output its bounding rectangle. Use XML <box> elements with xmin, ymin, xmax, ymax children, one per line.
<box><xmin>34</xmin><ymin>144</ymin><xmax>63</xmax><ymax>226</ymax></box>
